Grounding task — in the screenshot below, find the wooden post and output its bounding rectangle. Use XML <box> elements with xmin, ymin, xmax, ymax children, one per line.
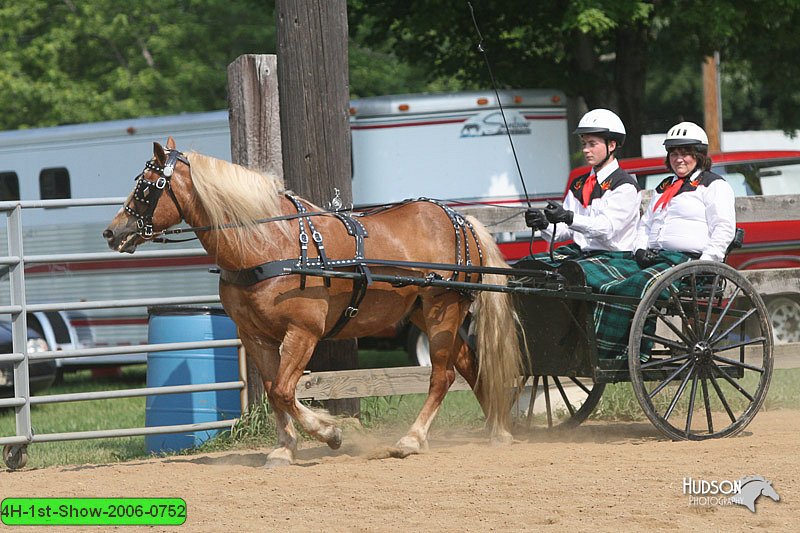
<box><xmin>276</xmin><ymin>0</ymin><xmax>359</xmax><ymax>416</ymax></box>
<box><xmin>228</xmin><ymin>54</ymin><xmax>283</xmax><ymax>184</ymax></box>
<box><xmin>702</xmin><ymin>53</ymin><xmax>722</xmax><ymax>154</ymax></box>
<box><xmin>227</xmin><ymin>54</ymin><xmax>282</xmax><ymax>407</ymax></box>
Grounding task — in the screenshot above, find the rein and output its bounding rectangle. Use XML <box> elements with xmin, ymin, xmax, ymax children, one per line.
<box><xmin>126</xmin><ymin>149</ymin><xmax>525</xmax><ymax>247</ymax></box>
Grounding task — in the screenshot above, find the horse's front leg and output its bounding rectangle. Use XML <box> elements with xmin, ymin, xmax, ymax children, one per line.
<box><xmin>270</xmin><ymin>326</ymin><xmax>343</xmax><ymax>455</ymax></box>
<box><xmin>241</xmin><ymin>336</ymin><xmax>298</xmax><ymax>468</ymax></box>
<box><xmin>393</xmin><ymin>294</ymin><xmax>469</xmax><ymax>458</ymax></box>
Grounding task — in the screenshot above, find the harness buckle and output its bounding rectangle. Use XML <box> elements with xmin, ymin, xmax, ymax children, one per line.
<box><xmin>155</xmin><ymin>176</ymin><xmax>167</xmax><ymax>189</ymax></box>
<box><xmin>312</xmin><ymin>231</ymin><xmax>323</xmax><ymax>243</ymax></box>
<box><xmin>136</xmin><ymin>219</ymin><xmax>145</xmax><ymax>229</ymax></box>
<box><xmin>299</xmin><ymin>233</ymin><xmax>309</xmax><ymax>245</ymax></box>
<box><xmin>344</xmin><ymin>307</ymin><xmax>359</xmax><ymax>318</ymax></box>
<box><xmin>143</xmin><ymin>225</ymin><xmax>153</xmax><ymax>238</ymax></box>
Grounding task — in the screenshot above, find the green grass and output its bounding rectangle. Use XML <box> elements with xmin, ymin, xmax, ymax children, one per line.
<box><xmin>0</xmin><ymin>365</ymin><xmax>148</xmax><ymax>469</ymax></box>
<box><xmin>3</xmin><ymin>356</ymin><xmax>799</xmax><ymax>469</ymax></box>
<box><xmin>592</xmin><ymin>367</ymin><xmax>800</xmax><ymax>421</ymax></box>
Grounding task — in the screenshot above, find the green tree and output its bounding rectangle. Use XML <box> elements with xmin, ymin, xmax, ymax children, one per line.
<box><xmin>0</xmin><ymin>0</ymin><xmax>276</xmax><ymax>129</ymax></box>
<box><xmin>0</xmin><ymin>0</ymin><xmax>449</xmax><ymax>130</ymax></box>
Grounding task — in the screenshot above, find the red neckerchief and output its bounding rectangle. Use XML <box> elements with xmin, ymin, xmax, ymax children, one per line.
<box><xmin>582</xmin><ymin>170</ymin><xmax>597</xmax><ymax>208</ymax></box>
<box><xmin>652</xmin><ymin>176</ymin><xmax>685</xmax><ymax>211</ymax></box>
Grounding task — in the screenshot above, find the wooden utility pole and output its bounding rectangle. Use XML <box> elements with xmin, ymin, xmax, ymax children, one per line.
<box><xmin>227</xmin><ymin>54</ymin><xmax>282</xmax><ymax>407</ymax></box>
<box><xmin>228</xmin><ymin>55</ymin><xmax>283</xmax><ymax>185</ymax></box>
<box><xmin>702</xmin><ymin>53</ymin><xmax>722</xmax><ymax>154</ymax></box>
<box><xmin>276</xmin><ymin>0</ymin><xmax>359</xmax><ymax>416</ymax></box>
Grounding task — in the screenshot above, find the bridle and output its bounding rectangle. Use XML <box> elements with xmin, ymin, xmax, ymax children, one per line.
<box><xmin>124</xmin><ymin>149</ymin><xmax>190</xmax><ymax>239</ymax></box>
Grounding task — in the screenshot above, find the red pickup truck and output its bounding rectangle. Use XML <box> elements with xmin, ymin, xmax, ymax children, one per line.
<box><xmin>500</xmin><ymin>150</ymin><xmax>800</xmax><ymax>344</ymax></box>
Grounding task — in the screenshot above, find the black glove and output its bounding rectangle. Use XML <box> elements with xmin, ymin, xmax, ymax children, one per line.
<box><xmin>635</xmin><ymin>249</ymin><xmax>660</xmax><ymax>268</ymax></box>
<box><xmin>524</xmin><ymin>208</ymin><xmax>549</xmax><ymax>230</ymax></box>
<box><xmin>544</xmin><ymin>202</ymin><xmax>574</xmax><ymax>225</ymax></box>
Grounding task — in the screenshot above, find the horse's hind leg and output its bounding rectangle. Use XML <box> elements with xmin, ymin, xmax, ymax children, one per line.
<box><xmin>241</xmin><ymin>336</ymin><xmax>298</xmax><ymax>467</ymax></box>
<box><xmin>270</xmin><ymin>326</ymin><xmax>342</xmax><ymax>453</ymax></box>
<box><xmin>394</xmin><ymin>293</ymin><xmax>469</xmax><ymax>457</ymax></box>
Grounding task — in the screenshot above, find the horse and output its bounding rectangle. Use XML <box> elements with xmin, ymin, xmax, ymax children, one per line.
<box><xmin>103</xmin><ymin>138</ymin><xmax>525</xmax><ymax>467</ymax></box>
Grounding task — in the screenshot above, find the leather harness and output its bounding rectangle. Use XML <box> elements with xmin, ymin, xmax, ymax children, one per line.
<box><xmin>219</xmin><ymin>196</ymin><xmax>483</xmax><ymax>339</ymax></box>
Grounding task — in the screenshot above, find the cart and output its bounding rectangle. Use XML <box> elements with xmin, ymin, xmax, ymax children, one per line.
<box><xmin>511</xmin><ymin>257</ymin><xmax>773</xmax><ymax>440</ymax></box>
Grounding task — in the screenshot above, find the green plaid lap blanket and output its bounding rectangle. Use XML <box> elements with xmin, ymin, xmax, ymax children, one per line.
<box><xmin>531</xmin><ymin>244</ymin><xmax>693</xmax><ymax>360</ymax></box>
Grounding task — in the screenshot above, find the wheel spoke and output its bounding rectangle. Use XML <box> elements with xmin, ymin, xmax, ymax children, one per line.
<box><xmin>684</xmin><ymin>369</ymin><xmax>701</xmax><ymax>435</ymax></box>
<box><xmin>641</xmin><ymin>352</ymin><xmax>691</xmax><ymax>369</ymax></box>
<box><xmin>701</xmin><ymin>377</ymin><xmax>714</xmax><ymax>434</ymax></box>
<box><xmin>569</xmin><ymin>377</ymin><xmax>591</xmax><ymax>395</ymax></box>
<box><xmin>713</xmin><ymin>336</ymin><xmax>767</xmax><ymax>354</ymax></box>
<box><xmin>712</xmin><ymin>353</ymin><xmax>765</xmax><ymax>373</ymax></box>
<box><xmin>707</xmin><ymin>286</ymin><xmax>742</xmax><ymax>340</ymax></box>
<box><xmin>525</xmin><ymin>375</ymin><xmax>540</xmax><ymax>428</ymax></box>
<box><xmin>643</xmin><ymin>332</ymin><xmax>688</xmax><ymax>352</ymax></box>
<box><xmin>543</xmin><ymin>376</ymin><xmax>553</xmax><ymax>428</ymax></box>
<box><xmin>708</xmin><ymin>370</ymin><xmax>737</xmax><ymax>423</ymax></box>
<box><xmin>689</xmin><ymin>273</ymin><xmax>702</xmax><ymax>331</ymax></box>
<box><xmin>710</xmin><ymin>308</ymin><xmax>757</xmax><ymax>345</ymax></box>
<box><xmin>650</xmin><ymin>306</ymin><xmax>695</xmax><ymax>346</ymax></box>
<box><xmin>666</xmin><ymin>284</ymin><xmax>697</xmax><ymax>340</ymax></box>
<box><xmin>702</xmin><ymin>274</ymin><xmax>721</xmax><ymax>337</ymax></box>
<box><xmin>553</xmin><ymin>377</ymin><xmax>576</xmax><ymax>417</ymax></box>
<box><xmin>710</xmin><ymin>362</ymin><xmax>755</xmax><ymax>402</ymax></box>
<box><xmin>648</xmin><ymin>358</ymin><xmax>693</xmax><ymax>399</ymax></box>
<box><xmin>664</xmin><ymin>366</ymin><xmax>695</xmax><ymax>420</ymax></box>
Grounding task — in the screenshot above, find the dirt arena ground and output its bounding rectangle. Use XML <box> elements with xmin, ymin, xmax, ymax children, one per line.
<box><xmin>2</xmin><ymin>409</ymin><xmax>797</xmax><ymax>532</ymax></box>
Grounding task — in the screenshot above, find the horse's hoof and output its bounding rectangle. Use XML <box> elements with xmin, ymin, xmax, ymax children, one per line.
<box><xmin>391</xmin><ymin>436</ymin><xmax>421</xmax><ymax>458</ymax></box>
<box><xmin>266</xmin><ymin>447</ymin><xmax>294</xmax><ymax>467</ymax></box>
<box><xmin>327</xmin><ymin>428</ymin><xmax>343</xmax><ymax>450</ymax></box>
<box><xmin>490</xmin><ymin>432</ymin><xmax>514</xmax><ymax>446</ymax></box>
<box><xmin>388</xmin><ymin>446</ymin><xmax>414</xmax><ymax>459</ymax></box>
<box><xmin>265</xmin><ymin>457</ymin><xmax>292</xmax><ymax>469</ymax></box>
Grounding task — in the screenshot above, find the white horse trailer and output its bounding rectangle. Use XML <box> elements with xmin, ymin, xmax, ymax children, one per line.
<box><xmin>0</xmin><ymin>112</ymin><xmax>232</xmax><ymax>367</ymax></box>
<box><xmin>349</xmin><ymin>89</ymin><xmax>570</xmax><ymax>206</ymax></box>
<box><xmin>0</xmin><ymin>90</ymin><xmax>570</xmax><ymax>365</ymax></box>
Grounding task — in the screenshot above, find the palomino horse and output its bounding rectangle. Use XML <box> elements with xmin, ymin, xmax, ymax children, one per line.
<box><xmin>104</xmin><ymin>138</ymin><xmax>524</xmax><ymax>466</ymax></box>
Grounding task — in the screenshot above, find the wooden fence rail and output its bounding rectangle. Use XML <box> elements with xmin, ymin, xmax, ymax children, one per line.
<box><xmin>296</xmin><ymin>343</ymin><xmax>800</xmax><ymax>401</ymax></box>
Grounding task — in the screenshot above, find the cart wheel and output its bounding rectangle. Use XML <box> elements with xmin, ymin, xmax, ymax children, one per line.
<box><xmin>3</xmin><ymin>444</ymin><xmax>29</xmax><ymax>470</ymax></box>
<box><xmin>405</xmin><ymin>326</ymin><xmax>431</xmax><ymax>367</ymax></box>
<box><xmin>628</xmin><ymin>261</ymin><xmax>773</xmax><ymax>440</ymax></box>
<box><xmin>519</xmin><ymin>375</ymin><xmax>605</xmax><ymax>429</ymax></box>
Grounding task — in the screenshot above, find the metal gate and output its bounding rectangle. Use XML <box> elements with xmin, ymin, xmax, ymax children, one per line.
<box><xmin>0</xmin><ymin>197</ymin><xmax>245</xmax><ymax>469</ymax></box>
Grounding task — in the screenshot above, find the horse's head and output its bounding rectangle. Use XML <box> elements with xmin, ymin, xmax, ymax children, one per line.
<box><xmin>103</xmin><ymin>137</ymin><xmax>190</xmax><ymax>253</ymax></box>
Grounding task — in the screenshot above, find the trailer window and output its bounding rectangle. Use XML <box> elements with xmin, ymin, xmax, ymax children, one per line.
<box><xmin>39</xmin><ymin>167</ymin><xmax>71</xmax><ymax>200</ymax></box>
<box><xmin>0</xmin><ymin>172</ymin><xmax>20</xmax><ymax>201</ymax></box>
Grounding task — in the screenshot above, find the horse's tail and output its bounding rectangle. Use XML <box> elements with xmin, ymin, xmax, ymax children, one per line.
<box><xmin>466</xmin><ymin>216</ymin><xmax>525</xmax><ymax>438</ymax></box>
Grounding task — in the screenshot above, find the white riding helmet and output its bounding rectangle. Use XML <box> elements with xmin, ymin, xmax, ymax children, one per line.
<box><xmin>574</xmin><ymin>108</ymin><xmax>626</xmax><ymax>146</ymax></box>
<box><xmin>664</xmin><ymin>121</ymin><xmax>709</xmax><ymax>152</ymax></box>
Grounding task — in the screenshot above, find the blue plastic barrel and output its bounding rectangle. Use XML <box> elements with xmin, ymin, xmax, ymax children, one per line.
<box><xmin>145</xmin><ymin>306</ymin><xmax>240</xmax><ymax>453</ymax></box>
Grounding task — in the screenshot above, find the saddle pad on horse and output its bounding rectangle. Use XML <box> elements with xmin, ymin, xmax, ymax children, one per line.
<box><xmin>533</xmin><ymin>245</ymin><xmax>693</xmax><ymax>360</ymax></box>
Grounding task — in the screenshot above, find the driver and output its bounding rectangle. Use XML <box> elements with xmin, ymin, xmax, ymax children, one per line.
<box><xmin>524</xmin><ymin>108</ymin><xmax>641</xmax><ymax>258</ymax></box>
<box><xmin>634</xmin><ymin>121</ymin><xmax>736</xmax><ymax>267</ymax></box>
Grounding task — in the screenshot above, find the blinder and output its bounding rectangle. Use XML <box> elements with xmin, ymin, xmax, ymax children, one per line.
<box><xmin>124</xmin><ymin>149</ymin><xmax>190</xmax><ymax>239</ymax></box>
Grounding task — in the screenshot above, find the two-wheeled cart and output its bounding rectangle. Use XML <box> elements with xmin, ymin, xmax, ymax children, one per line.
<box><xmin>511</xmin><ymin>258</ymin><xmax>773</xmax><ymax>440</ymax></box>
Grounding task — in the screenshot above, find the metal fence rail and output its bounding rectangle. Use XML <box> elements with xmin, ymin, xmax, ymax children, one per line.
<box><xmin>0</xmin><ymin>198</ymin><xmax>245</xmax><ymax>457</ymax></box>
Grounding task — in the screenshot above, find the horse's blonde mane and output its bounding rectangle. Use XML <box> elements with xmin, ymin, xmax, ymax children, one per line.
<box><xmin>186</xmin><ymin>152</ymin><xmax>291</xmax><ymax>255</ymax></box>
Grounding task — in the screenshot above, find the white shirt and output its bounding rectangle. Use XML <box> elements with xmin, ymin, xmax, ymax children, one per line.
<box><xmin>636</xmin><ymin>170</ymin><xmax>736</xmax><ymax>261</ymax></box>
<box><xmin>541</xmin><ymin>159</ymin><xmax>642</xmax><ymax>252</ymax></box>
